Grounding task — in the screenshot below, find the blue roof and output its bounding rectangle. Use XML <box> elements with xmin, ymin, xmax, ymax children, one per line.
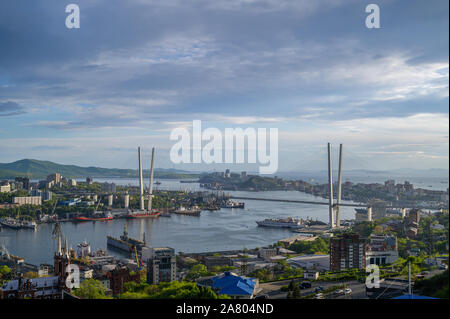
<box><xmin>393</xmin><ymin>294</ymin><xmax>439</xmax><ymax>299</ymax></box>
<box><xmin>210</xmin><ymin>272</ymin><xmax>257</xmax><ymax>296</ymax></box>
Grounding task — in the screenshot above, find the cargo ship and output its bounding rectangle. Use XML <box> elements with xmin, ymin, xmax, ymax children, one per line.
<box><xmin>0</xmin><ymin>218</ymin><xmax>21</xmax><ymax>230</ymax></box>
<box><xmin>107</xmin><ymin>224</ymin><xmax>146</xmax><ymax>253</ymax></box>
<box><xmin>73</xmin><ymin>212</ymin><xmax>113</xmax><ymax>222</ymax></box>
<box><xmin>0</xmin><ymin>217</ymin><xmax>37</xmax><ymax>230</ymax></box>
<box><xmin>125</xmin><ymin>210</ymin><xmax>160</xmax><ymax>219</ymax></box>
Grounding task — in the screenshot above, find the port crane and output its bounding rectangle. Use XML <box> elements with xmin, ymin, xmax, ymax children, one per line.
<box><xmin>133</xmin><ymin>245</ymin><xmax>144</xmax><ymax>271</ymax></box>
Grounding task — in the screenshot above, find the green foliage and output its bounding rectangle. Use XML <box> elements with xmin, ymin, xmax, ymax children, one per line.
<box><xmin>318</xmin><ymin>269</ymin><xmax>366</xmax><ymax>282</ymax></box>
<box><xmin>74</xmin><ymin>279</ymin><xmax>111</xmax><ymax>299</ymax></box>
<box><xmin>23</xmin><ymin>271</ymin><xmax>39</xmax><ymax>279</ymax></box>
<box><xmin>0</xmin><ymin>159</ymin><xmax>199</xmax><ymax>179</ymax></box>
<box><xmin>119</xmin><ymin>281</ymin><xmax>230</xmax><ymax>299</ymax></box>
<box><xmin>351</xmin><ymin>221</ymin><xmax>375</xmax><ymax>237</ymax></box>
<box><xmin>0</xmin><ymin>265</ymin><xmax>11</xmax><ymax>284</ymax></box>
<box><xmin>289</xmin><ymin>284</ymin><xmax>302</xmax><ymax>299</ymax></box>
<box><xmin>287</xmin><ymin>238</ymin><xmax>330</xmax><ymax>255</ymax></box>
<box><xmin>185</xmin><ymin>264</ymin><xmax>214</xmax><ymax>281</ymax></box>
<box><xmin>0</xmin><ymin>265</ymin><xmax>11</xmax><ymax>276</ymax></box>
<box><xmin>251</xmin><ymin>268</ymin><xmax>275</xmax><ymax>282</ymax></box>
<box><xmin>414</xmin><ymin>270</ymin><xmax>449</xmax><ymax>298</ymax></box>
<box><xmin>123</xmin><ymin>280</ymin><xmax>150</xmax><ymax>293</ymax></box>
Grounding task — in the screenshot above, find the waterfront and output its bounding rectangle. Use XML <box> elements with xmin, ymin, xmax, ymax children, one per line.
<box><xmin>0</xmin><ymin>179</ymin><xmax>358</xmax><ymax>265</ymax></box>
<box><xmin>1</xmin><ymin>177</ymin><xmax>447</xmax><ymax>266</ymax></box>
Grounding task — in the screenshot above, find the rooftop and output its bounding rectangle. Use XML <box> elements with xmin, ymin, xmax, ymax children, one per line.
<box><xmin>210</xmin><ymin>272</ymin><xmax>257</xmax><ymax>296</ymax></box>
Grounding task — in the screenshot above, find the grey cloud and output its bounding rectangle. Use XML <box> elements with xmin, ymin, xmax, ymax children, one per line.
<box><xmin>0</xmin><ymin>101</ymin><xmax>25</xmax><ymax>116</ymax></box>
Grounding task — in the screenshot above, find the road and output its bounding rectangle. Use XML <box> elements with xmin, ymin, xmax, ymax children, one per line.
<box><xmin>259</xmin><ymin>278</ymin><xmax>369</xmax><ymax>299</ymax></box>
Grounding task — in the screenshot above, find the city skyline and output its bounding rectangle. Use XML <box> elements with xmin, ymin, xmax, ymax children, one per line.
<box><xmin>0</xmin><ymin>0</ymin><xmax>448</xmax><ymax>172</ymax></box>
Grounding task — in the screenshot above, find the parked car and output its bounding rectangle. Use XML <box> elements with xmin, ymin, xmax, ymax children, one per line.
<box><xmin>314</xmin><ymin>286</ymin><xmax>324</xmax><ymax>293</ymax></box>
<box><xmin>299</xmin><ymin>281</ymin><xmax>312</xmax><ymax>289</ymax></box>
<box><xmin>343</xmin><ymin>288</ymin><xmax>352</xmax><ymax>295</ymax></box>
<box><xmin>314</xmin><ymin>293</ymin><xmax>324</xmax><ymax>299</ymax></box>
<box><xmin>254</xmin><ymin>294</ymin><xmax>270</xmax><ymax>299</ymax></box>
<box><xmin>336</xmin><ymin>289</ymin><xmax>345</xmax><ymax>296</ymax></box>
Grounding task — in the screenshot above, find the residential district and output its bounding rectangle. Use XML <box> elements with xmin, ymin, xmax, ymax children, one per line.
<box><xmin>0</xmin><ymin>168</ymin><xmax>448</xmax><ymax>299</ymax></box>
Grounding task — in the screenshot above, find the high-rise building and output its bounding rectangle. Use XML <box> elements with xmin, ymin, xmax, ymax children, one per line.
<box><xmin>101</xmin><ymin>182</ymin><xmax>116</xmax><ymax>193</ymax></box>
<box><xmin>369</xmin><ymin>199</ymin><xmax>387</xmax><ymax>220</ymax></box>
<box><xmin>366</xmin><ymin>234</ymin><xmax>398</xmax><ymax>265</ymax></box>
<box><xmin>13</xmin><ymin>196</ymin><xmax>42</xmax><ymax>206</ymax></box>
<box><xmin>47</xmin><ymin>173</ymin><xmax>61</xmax><ymax>184</ymax></box>
<box><xmin>15</xmin><ymin>177</ymin><xmax>30</xmax><ymax>190</ymax></box>
<box><xmin>384</xmin><ymin>180</ymin><xmax>396</xmax><ymax>193</ymax></box>
<box><xmin>406</xmin><ymin>209</ymin><xmax>421</xmax><ymax>238</ymax></box>
<box><xmin>330</xmin><ymin>234</ymin><xmax>366</xmax><ymax>271</ymax></box>
<box><xmin>143</xmin><ymin>247</ymin><xmax>176</xmax><ymax>285</ymax></box>
<box><xmin>355</xmin><ymin>208</ymin><xmax>372</xmax><ymax>222</ymax></box>
<box><xmin>30</xmin><ymin>189</ymin><xmax>52</xmax><ymax>201</ymax></box>
<box><xmin>408</xmin><ymin>209</ymin><xmax>421</xmax><ymax>224</ymax></box>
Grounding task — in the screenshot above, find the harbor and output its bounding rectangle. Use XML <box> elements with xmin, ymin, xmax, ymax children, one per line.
<box><xmin>0</xmin><ymin>186</ymin><xmax>359</xmax><ymax>266</ymax></box>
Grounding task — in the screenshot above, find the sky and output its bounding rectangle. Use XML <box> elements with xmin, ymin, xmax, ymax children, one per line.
<box><xmin>0</xmin><ymin>0</ymin><xmax>448</xmax><ymax>173</ymax></box>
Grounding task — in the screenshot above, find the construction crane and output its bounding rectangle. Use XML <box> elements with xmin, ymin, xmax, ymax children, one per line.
<box><xmin>95</xmin><ymin>199</ymin><xmax>101</xmax><ymax>212</ymax></box>
<box><xmin>133</xmin><ymin>245</ymin><xmax>143</xmax><ymax>271</ymax></box>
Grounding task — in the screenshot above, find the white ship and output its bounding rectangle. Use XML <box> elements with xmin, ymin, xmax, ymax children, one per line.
<box><xmin>256</xmin><ymin>217</ymin><xmax>303</xmax><ymax>229</ymax></box>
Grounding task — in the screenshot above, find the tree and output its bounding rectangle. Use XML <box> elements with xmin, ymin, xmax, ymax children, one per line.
<box><xmin>74</xmin><ymin>279</ymin><xmax>110</xmax><ymax>299</ymax></box>
<box><xmin>288</xmin><ymin>279</ymin><xmax>295</xmax><ymax>291</ymax></box>
<box><xmin>0</xmin><ymin>265</ymin><xmax>11</xmax><ymax>276</ymax></box>
<box><xmin>291</xmin><ymin>284</ymin><xmax>302</xmax><ymax>299</ymax></box>
<box><xmin>288</xmin><ymin>238</ymin><xmax>330</xmax><ymax>255</ymax></box>
<box><xmin>24</xmin><ymin>271</ymin><xmax>39</xmax><ymax>279</ymax></box>
<box><xmin>186</xmin><ymin>264</ymin><xmax>209</xmax><ymax>281</ymax></box>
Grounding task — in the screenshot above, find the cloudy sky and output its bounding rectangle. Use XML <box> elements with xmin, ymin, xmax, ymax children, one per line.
<box><xmin>0</xmin><ymin>0</ymin><xmax>448</xmax><ymax>172</ymax></box>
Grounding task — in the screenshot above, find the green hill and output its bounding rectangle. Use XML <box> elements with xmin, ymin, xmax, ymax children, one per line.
<box><xmin>0</xmin><ymin>159</ymin><xmax>198</xmax><ymax>179</ymax></box>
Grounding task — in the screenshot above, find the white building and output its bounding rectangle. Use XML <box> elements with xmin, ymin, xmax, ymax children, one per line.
<box><xmin>0</xmin><ymin>184</ymin><xmax>11</xmax><ymax>193</ymax></box>
<box><xmin>304</xmin><ymin>270</ymin><xmax>320</xmax><ymax>280</ymax></box>
<box><xmin>366</xmin><ymin>234</ymin><xmax>399</xmax><ymax>265</ymax></box>
<box><xmin>13</xmin><ymin>196</ymin><xmax>42</xmax><ymax>206</ymax></box>
<box><xmin>286</xmin><ymin>254</ymin><xmax>330</xmax><ymax>271</ymax></box>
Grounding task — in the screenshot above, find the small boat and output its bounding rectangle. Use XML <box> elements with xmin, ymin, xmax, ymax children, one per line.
<box><xmin>173</xmin><ymin>205</ymin><xmax>201</xmax><ymax>216</ymax></box>
<box><xmin>220</xmin><ymin>199</ymin><xmax>245</xmax><ymax>209</ymax></box>
<box><xmin>21</xmin><ymin>220</ymin><xmax>37</xmax><ymax>230</ymax></box>
<box><xmin>159</xmin><ymin>212</ymin><xmax>172</xmax><ymax>217</ymax></box>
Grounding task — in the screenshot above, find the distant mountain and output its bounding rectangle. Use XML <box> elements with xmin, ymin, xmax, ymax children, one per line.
<box><xmin>273</xmin><ymin>168</ymin><xmax>449</xmax><ymax>180</ymax></box>
<box><xmin>0</xmin><ymin>159</ymin><xmax>199</xmax><ymax>179</ymax></box>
